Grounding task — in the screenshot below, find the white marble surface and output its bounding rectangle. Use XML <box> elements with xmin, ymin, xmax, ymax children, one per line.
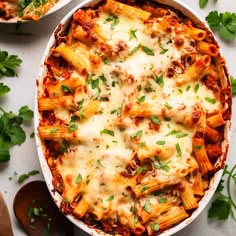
<box><xmin>0</xmin><ymin>0</ymin><xmax>236</xmax><ymax>235</ymax></box>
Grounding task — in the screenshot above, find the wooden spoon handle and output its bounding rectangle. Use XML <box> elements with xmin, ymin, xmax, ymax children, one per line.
<box><xmin>0</xmin><ymin>192</ymin><xmax>14</xmax><ymax>236</ymax></box>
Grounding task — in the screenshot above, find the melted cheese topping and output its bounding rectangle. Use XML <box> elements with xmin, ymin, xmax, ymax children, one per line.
<box><xmin>57</xmin><ymin>10</ymin><xmax>220</xmax><ymax>211</ymax></box>
<box><xmin>38</xmin><ymin>1</ymin><xmax>228</xmax><ymax>234</ymax></box>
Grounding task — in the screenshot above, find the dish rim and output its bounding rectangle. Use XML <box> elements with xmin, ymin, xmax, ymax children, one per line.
<box><xmin>34</xmin><ymin>0</ymin><xmax>232</xmax><ymax>235</ymax></box>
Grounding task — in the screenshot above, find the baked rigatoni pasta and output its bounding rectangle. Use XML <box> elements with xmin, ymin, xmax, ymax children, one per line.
<box><xmin>36</xmin><ymin>0</ymin><xmax>232</xmax><ymax>235</ymax></box>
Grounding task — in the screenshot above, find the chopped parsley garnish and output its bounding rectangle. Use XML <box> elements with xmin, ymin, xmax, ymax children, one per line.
<box><xmin>75</xmin><ymin>173</ymin><xmax>83</xmax><ymax>184</ymax></box>
<box><xmin>130</xmin><ymin>206</ymin><xmax>136</xmax><ymax>214</ymax></box>
<box><xmin>164</xmin><ymin>102</ymin><xmax>172</xmax><ymax>109</ymax></box>
<box><xmin>100</xmin><ymin>128</ymin><xmax>114</xmax><ymax>136</ymax></box>
<box><xmin>156</xmin><ymin>140</ymin><xmax>166</xmax><ymax>145</ymax></box>
<box><xmin>135</xmin><ymin>165</ymin><xmax>147</xmax><ymax>174</ymax></box>
<box><xmin>194</xmin><ymin>83</ymin><xmax>200</xmax><ymax>93</ymax></box>
<box><xmin>104</xmin><ymin>14</ymin><xmax>119</xmax><ymax>29</ymax></box>
<box><xmin>91</xmin><ymin>78</ymin><xmax>99</xmax><ymax>89</ymax></box>
<box><xmin>103</xmin><ymin>57</ymin><xmax>110</xmax><ymax>64</ymax></box>
<box><xmin>150</xmin><ymin>222</ymin><xmax>160</xmax><ymax>231</ymax></box>
<box><xmin>176</xmin><ymin>143</ymin><xmax>182</xmax><ymax>157</ymax></box>
<box><xmin>68</xmin><ymin>123</ymin><xmax>77</xmax><ymax>131</ymax></box>
<box><xmin>59</xmin><ymin>140</ymin><xmax>70</xmax><ymax>153</ymax></box>
<box><xmin>138</xmin><ymin>141</ymin><xmax>146</xmax><ymax>148</ymax></box>
<box><xmin>107</xmin><ymin>195</ymin><xmax>114</xmax><ymax>201</ymax></box>
<box><xmin>137</xmin><ymin>95</ymin><xmax>146</xmax><ymax>103</ymax></box>
<box><xmin>134</xmin><ymin>215</ymin><xmax>139</xmax><ymax>226</ymax></box>
<box><xmin>129</xmin><ymin>29</ymin><xmax>138</xmax><ymax>40</ymax></box>
<box><xmin>49</xmin><ymin>127</ymin><xmax>58</xmax><ymax>135</ymax></box>
<box><xmin>165</xmin><ymin>130</ymin><xmax>180</xmax><ymax>136</ymax></box>
<box><xmin>164</xmin><ymin>117</ymin><xmax>171</xmax><ymax>121</ymax></box>
<box><xmin>153</xmin><ymin>74</ymin><xmax>164</xmax><ymax>87</ymax></box>
<box><xmin>141</xmin><ymin>184</ymin><xmax>149</xmax><ymax>192</ymax></box>
<box><xmin>153</xmin><ymin>158</ymin><xmax>171</xmax><ymax>172</ymax></box>
<box><xmin>132</xmin><ymin>130</ymin><xmax>143</xmax><ymax>139</ymax></box>
<box><xmin>165</xmin><ymin>130</ymin><xmax>188</xmax><ymax>138</ymax></box>
<box><xmin>97</xmin><ymin>159</ymin><xmax>105</xmax><ymax>167</ymax></box>
<box><xmin>151</xmin><ymin>116</ymin><xmax>161</xmax><ymax>125</ymax></box>
<box><xmin>158</xmin><ymin>198</ymin><xmax>168</xmax><ymax>203</ymax></box>
<box><xmin>186</xmin><ymin>85</ymin><xmax>191</xmax><ymax>91</ymax></box>
<box><xmin>144</xmin><ymin>199</ymin><xmax>151</xmax><ymax>213</ymax></box>
<box><xmin>130</xmin><ymin>44</ymin><xmax>141</xmax><ymax>55</ymax></box>
<box><xmin>110</xmin><ymin>109</ymin><xmax>117</xmax><ymax>114</ymax></box>
<box><xmin>77</xmin><ymin>99</ymin><xmax>85</xmax><ymax>120</ymax></box>
<box><xmin>99</xmin><ymin>74</ymin><xmax>107</xmax><ymax>86</ymax></box>
<box><xmin>141</xmin><ymin>45</ymin><xmax>155</xmax><ymax>56</ymax></box>
<box><xmin>144</xmin><ymin>82</ymin><xmax>153</xmax><ymax>92</ymax></box>
<box><xmin>205</xmin><ymin>97</ymin><xmax>216</xmax><ymax>104</ymax></box>
<box><xmin>61</xmin><ymin>85</ymin><xmax>73</xmax><ymax>93</ymax></box>
<box><xmin>176</xmin><ymin>132</ymin><xmax>188</xmax><ymax>139</ymax></box>
<box><xmin>27</xmin><ymin>199</ymin><xmax>50</xmax><ymax>233</ymax></box>
<box><xmin>159</xmin><ymin>42</ymin><xmax>168</xmax><ymax>54</ymax></box>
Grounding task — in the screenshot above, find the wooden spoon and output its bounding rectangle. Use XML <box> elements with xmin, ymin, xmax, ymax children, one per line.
<box><xmin>13</xmin><ymin>180</ymin><xmax>74</xmax><ymax>236</ymax></box>
<box><xmin>0</xmin><ymin>192</ymin><xmax>14</xmax><ymax>236</ymax></box>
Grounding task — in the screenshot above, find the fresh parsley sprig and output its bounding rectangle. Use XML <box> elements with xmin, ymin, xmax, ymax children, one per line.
<box><xmin>208</xmin><ymin>164</ymin><xmax>236</xmax><ymax>221</ymax></box>
<box><xmin>0</xmin><ymin>50</ymin><xmax>22</xmax><ymax>78</ymax></box>
<box><xmin>0</xmin><ymin>106</ymin><xmax>33</xmax><ymax>162</ymax></box>
<box><xmin>206</xmin><ymin>11</ymin><xmax>236</xmax><ymax>41</ymax></box>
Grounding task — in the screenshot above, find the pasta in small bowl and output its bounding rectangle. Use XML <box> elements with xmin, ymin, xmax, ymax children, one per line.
<box><xmin>0</xmin><ymin>0</ymin><xmax>72</xmax><ymax>22</ymax></box>
<box><xmin>34</xmin><ymin>0</ymin><xmax>232</xmax><ymax>235</ymax></box>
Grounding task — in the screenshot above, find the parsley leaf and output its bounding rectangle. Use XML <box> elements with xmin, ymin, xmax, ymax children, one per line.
<box><xmin>0</xmin><ymin>50</ymin><xmax>22</xmax><ymax>78</ymax></box>
<box><xmin>230</xmin><ymin>76</ymin><xmax>236</xmax><ymax>96</ymax></box>
<box><xmin>199</xmin><ymin>0</ymin><xmax>209</xmax><ymax>9</ymax></box>
<box><xmin>150</xmin><ymin>222</ymin><xmax>159</xmax><ymax>231</ymax></box>
<box><xmin>100</xmin><ymin>128</ymin><xmax>114</xmax><ymax>136</ymax></box>
<box><xmin>205</xmin><ymin>97</ymin><xmax>216</xmax><ymax>104</ymax></box>
<box><xmin>144</xmin><ymin>199</ymin><xmax>151</xmax><ymax>213</ymax></box>
<box><xmin>141</xmin><ymin>46</ymin><xmax>155</xmax><ymax>56</ymax></box>
<box><xmin>158</xmin><ymin>42</ymin><xmax>168</xmax><ymax>54</ymax></box>
<box><xmin>0</xmin><ymin>83</ymin><xmax>10</xmax><ymax>96</ymax></box>
<box><xmin>176</xmin><ymin>143</ymin><xmax>182</xmax><ymax>157</ymax></box>
<box><xmin>18</xmin><ymin>170</ymin><xmax>40</xmax><ymax>183</ymax></box>
<box><xmin>208</xmin><ymin>198</ymin><xmax>231</xmax><ymax>220</ymax></box>
<box><xmin>75</xmin><ymin>173</ymin><xmax>83</xmax><ymax>184</ymax></box>
<box><xmin>129</xmin><ymin>29</ymin><xmax>137</xmax><ymax>40</ymax></box>
<box><xmin>137</xmin><ymin>95</ymin><xmax>146</xmax><ymax>103</ymax></box>
<box><xmin>104</xmin><ymin>14</ymin><xmax>119</xmax><ymax>30</ymax></box>
<box><xmin>18</xmin><ymin>105</ymin><xmax>34</xmax><ymax>120</ymax></box>
<box><xmin>206</xmin><ymin>11</ymin><xmax>236</xmax><ymax>41</ymax></box>
<box><xmin>153</xmin><ymin>74</ymin><xmax>164</xmax><ymax>87</ymax></box>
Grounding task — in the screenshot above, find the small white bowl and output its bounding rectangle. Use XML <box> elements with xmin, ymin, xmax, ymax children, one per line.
<box><xmin>0</xmin><ymin>0</ymin><xmax>72</xmax><ymax>23</ymax></box>
<box><xmin>34</xmin><ymin>0</ymin><xmax>232</xmax><ymax>235</ymax></box>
